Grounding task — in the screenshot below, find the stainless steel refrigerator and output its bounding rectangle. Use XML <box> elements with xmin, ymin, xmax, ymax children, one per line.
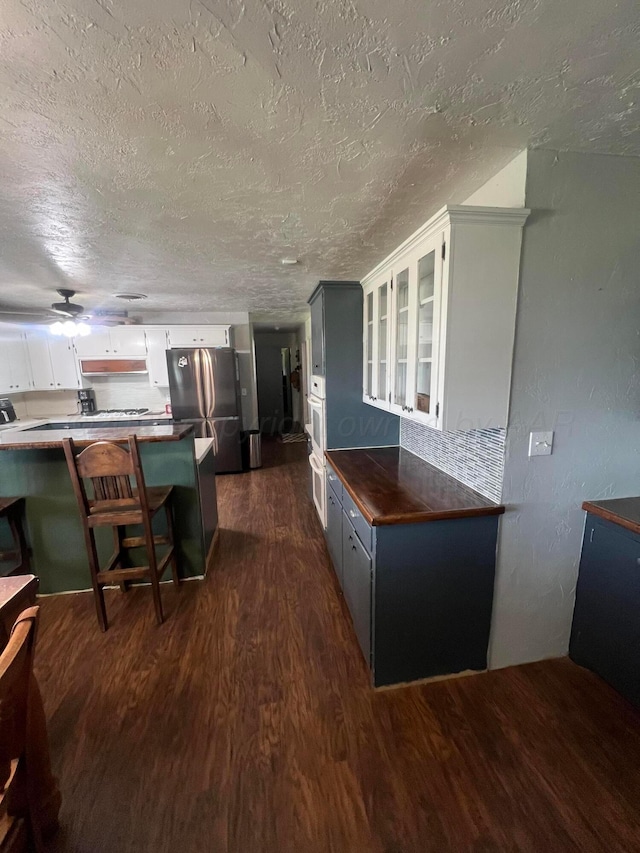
<box><xmin>166</xmin><ymin>347</ymin><xmax>243</xmax><ymax>473</ymax></box>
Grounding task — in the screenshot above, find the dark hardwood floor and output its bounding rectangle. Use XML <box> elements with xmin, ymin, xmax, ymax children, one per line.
<box><xmin>34</xmin><ymin>439</ymin><xmax>640</xmax><ymax>852</ymax></box>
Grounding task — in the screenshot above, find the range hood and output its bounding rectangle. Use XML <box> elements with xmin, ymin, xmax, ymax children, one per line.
<box><xmin>79</xmin><ymin>358</ymin><xmax>148</xmax><ymax>376</ymax></box>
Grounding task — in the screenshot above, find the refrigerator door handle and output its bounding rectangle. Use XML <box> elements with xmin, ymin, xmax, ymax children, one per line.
<box><xmin>194</xmin><ymin>349</ymin><xmax>206</xmax><ymax>419</ymax></box>
<box><xmin>202</xmin><ymin>349</ymin><xmax>216</xmax><ymax>418</ymax></box>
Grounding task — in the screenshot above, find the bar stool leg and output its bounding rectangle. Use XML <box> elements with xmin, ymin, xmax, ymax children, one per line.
<box><xmin>164</xmin><ymin>500</ymin><xmax>180</xmax><ymax>589</ymax></box>
<box><xmin>83</xmin><ymin>527</ymin><xmax>107</xmax><ymax>632</ymax></box>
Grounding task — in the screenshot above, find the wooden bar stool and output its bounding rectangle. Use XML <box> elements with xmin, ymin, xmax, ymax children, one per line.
<box><xmin>63</xmin><ymin>435</ymin><xmax>179</xmax><ymax>631</ymax></box>
<box><xmin>0</xmin><ymin>498</ymin><xmax>30</xmax><ymax>577</ymax></box>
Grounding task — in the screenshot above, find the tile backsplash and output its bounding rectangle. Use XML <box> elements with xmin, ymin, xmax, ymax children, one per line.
<box><xmin>400</xmin><ymin>419</ymin><xmax>506</xmax><ymax>502</ymax></box>
<box><xmin>89</xmin><ymin>376</ymin><xmax>168</xmax><ymax>412</ymax></box>
<box><xmin>20</xmin><ymin>377</ymin><xmax>168</xmax><ymax>418</ymax></box>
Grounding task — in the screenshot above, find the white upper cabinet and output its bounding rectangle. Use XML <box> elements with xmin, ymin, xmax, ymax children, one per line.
<box><xmin>145</xmin><ymin>328</ymin><xmax>170</xmax><ymax>387</ymax></box>
<box><xmin>26</xmin><ymin>334</ymin><xmax>83</xmax><ymax>390</ymax></box>
<box><xmin>0</xmin><ymin>330</ymin><xmax>32</xmax><ymax>394</ymax></box>
<box><xmin>49</xmin><ymin>338</ymin><xmax>83</xmax><ymax>389</ymax></box>
<box><xmin>73</xmin><ymin>326</ymin><xmax>146</xmax><ymax>358</ymax></box>
<box><xmin>362</xmin><ymin>205</ymin><xmax>529</xmax><ymax>431</ymax></box>
<box><xmin>167</xmin><ymin>326</ymin><xmax>229</xmax><ymax>348</ymax></box>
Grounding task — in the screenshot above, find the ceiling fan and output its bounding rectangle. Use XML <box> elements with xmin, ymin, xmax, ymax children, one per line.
<box><xmin>0</xmin><ymin>289</ymin><xmax>136</xmax><ymax>331</ymax></box>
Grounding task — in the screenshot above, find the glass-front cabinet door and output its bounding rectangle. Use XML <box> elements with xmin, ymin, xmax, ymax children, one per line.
<box><xmin>411</xmin><ymin>244</ymin><xmax>441</xmax><ymax>424</ymax></box>
<box><xmin>375</xmin><ymin>280</ymin><xmax>389</xmax><ymax>404</ymax></box>
<box><xmin>363</xmin><ymin>289</ymin><xmax>374</xmax><ymax>400</ymax></box>
<box><xmin>390</xmin><ymin>266</ymin><xmax>412</xmax><ymax>414</ymax></box>
<box><xmin>363</xmin><ymin>276</ymin><xmax>392</xmax><ymax>409</ymax></box>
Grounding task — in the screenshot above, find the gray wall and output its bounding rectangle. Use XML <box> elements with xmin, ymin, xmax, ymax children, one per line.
<box><xmin>489</xmin><ymin>150</ymin><xmax>640</xmax><ymax>669</ymax></box>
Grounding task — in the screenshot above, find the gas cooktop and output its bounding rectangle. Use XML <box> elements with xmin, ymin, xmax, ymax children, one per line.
<box><xmin>84</xmin><ymin>408</ymin><xmax>150</xmax><ymax>418</ymax></box>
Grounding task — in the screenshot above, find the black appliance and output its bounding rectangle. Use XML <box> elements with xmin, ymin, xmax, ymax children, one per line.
<box><xmin>166</xmin><ymin>347</ymin><xmax>243</xmax><ymax>473</ymax></box>
<box><xmin>0</xmin><ymin>398</ymin><xmax>16</xmax><ymax>425</ymax></box>
<box><xmin>78</xmin><ymin>388</ymin><xmax>97</xmax><ymax>414</ymax></box>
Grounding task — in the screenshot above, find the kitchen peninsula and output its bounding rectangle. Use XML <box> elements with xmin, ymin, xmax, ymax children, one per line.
<box><xmin>0</xmin><ymin>423</ymin><xmax>217</xmax><ymax>593</ymax></box>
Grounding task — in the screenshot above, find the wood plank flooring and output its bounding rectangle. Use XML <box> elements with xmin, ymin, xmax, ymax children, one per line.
<box><xmin>34</xmin><ymin>439</ymin><xmax>640</xmax><ymax>852</ymax></box>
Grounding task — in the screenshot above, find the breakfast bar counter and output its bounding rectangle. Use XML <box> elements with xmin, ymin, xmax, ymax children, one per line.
<box><xmin>0</xmin><ymin>423</ymin><xmax>212</xmax><ymax>593</ymax></box>
<box><xmin>0</xmin><ymin>423</ymin><xmax>192</xmax><ymax>450</ymax></box>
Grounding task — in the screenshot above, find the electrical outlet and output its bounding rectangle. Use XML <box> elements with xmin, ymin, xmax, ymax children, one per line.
<box><xmin>528</xmin><ymin>431</ymin><xmax>553</xmax><ymax>457</ymax></box>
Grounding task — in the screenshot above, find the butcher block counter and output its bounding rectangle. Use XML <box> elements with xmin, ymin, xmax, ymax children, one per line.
<box><xmin>325</xmin><ymin>446</ymin><xmax>504</xmax><ymax>526</ymax></box>
<box><xmin>0</xmin><ymin>423</ymin><xmax>211</xmax><ymax>593</ymax></box>
<box><xmin>322</xmin><ymin>446</ymin><xmax>503</xmax><ymax>687</ymax></box>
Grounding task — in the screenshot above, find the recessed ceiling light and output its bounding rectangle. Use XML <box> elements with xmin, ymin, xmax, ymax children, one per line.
<box><xmin>280</xmin><ymin>258</ymin><xmax>298</xmax><ymax>265</ymax></box>
<box><xmin>114</xmin><ymin>293</ymin><xmax>148</xmax><ymax>301</ymax></box>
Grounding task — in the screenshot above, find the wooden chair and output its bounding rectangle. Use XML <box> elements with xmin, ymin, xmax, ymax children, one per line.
<box><xmin>63</xmin><ymin>436</ymin><xmax>179</xmax><ymax>631</ymax></box>
<box><xmin>0</xmin><ymin>500</ymin><xmax>30</xmax><ymax>578</ymax></box>
<box><xmin>0</xmin><ymin>605</ymin><xmax>59</xmax><ymax>852</ymax></box>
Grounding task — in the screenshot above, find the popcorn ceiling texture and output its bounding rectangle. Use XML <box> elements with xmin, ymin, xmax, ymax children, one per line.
<box><xmin>0</xmin><ymin>0</ymin><xmax>638</xmax><ymax>321</ymax></box>
<box><xmin>401</xmin><ymin>419</ymin><xmax>505</xmax><ymax>502</ymax></box>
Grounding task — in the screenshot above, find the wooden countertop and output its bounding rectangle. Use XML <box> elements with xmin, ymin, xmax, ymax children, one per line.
<box><xmin>583</xmin><ymin>497</ymin><xmax>640</xmax><ymax>536</ymax></box>
<box><xmin>0</xmin><ymin>424</ymin><xmax>193</xmax><ymax>450</ymax></box>
<box><xmin>325</xmin><ymin>446</ymin><xmax>505</xmax><ymax>526</ymax></box>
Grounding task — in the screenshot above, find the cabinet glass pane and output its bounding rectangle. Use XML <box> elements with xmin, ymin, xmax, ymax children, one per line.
<box><xmin>418</xmin><ymin>252</ymin><xmax>435</xmax><ymax>301</ymax></box>
<box><xmin>366</xmin><ymin>291</ymin><xmax>373</xmax><ymax>361</ymax></box>
<box><xmin>377</xmin><ymin>283</ymin><xmax>388</xmax><ymax>401</ymax></box>
<box><xmin>394</xmin><ymin>269</ymin><xmax>409</xmax><ymax>407</ymax></box>
<box><xmin>416</xmin><ymin>250</ymin><xmax>435</xmax><ymax>414</ymax></box>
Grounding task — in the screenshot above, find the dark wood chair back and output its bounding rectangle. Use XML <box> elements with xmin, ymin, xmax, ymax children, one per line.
<box><xmin>63</xmin><ymin>435</ymin><xmax>179</xmax><ymax>630</ymax></box>
<box><xmin>63</xmin><ymin>435</ymin><xmax>150</xmax><ymax>520</ymax></box>
<box><xmin>0</xmin><ymin>605</ymin><xmax>40</xmax><ymax>851</ymax></box>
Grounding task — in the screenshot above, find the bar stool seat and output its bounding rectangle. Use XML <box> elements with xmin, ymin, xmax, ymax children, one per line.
<box><xmin>0</xmin><ymin>497</ymin><xmax>30</xmax><ymax>577</ymax></box>
<box><xmin>63</xmin><ymin>436</ymin><xmax>180</xmax><ymax>631</ymax></box>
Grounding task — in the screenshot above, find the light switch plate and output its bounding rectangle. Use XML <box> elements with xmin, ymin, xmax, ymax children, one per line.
<box><xmin>241</xmin><ymin>388</ymin><xmax>247</xmax><ymax>397</ymax></box>
<box><xmin>528</xmin><ymin>431</ymin><xmax>554</xmax><ymax>457</ymax></box>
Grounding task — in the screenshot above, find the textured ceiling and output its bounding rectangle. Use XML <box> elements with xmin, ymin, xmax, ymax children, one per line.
<box><xmin>0</xmin><ymin>0</ymin><xmax>638</xmax><ymax>320</ymax></box>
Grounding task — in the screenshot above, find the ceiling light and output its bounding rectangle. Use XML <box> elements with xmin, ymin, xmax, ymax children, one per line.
<box><xmin>280</xmin><ymin>258</ymin><xmax>298</xmax><ymax>265</ymax></box>
<box><xmin>114</xmin><ymin>293</ymin><xmax>148</xmax><ymax>301</ymax></box>
<box><xmin>51</xmin><ymin>320</ymin><xmax>91</xmax><ymax>337</ymax></box>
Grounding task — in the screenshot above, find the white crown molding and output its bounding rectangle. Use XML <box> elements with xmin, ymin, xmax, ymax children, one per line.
<box><xmin>362</xmin><ymin>205</ymin><xmax>531</xmax><ymax>284</ymax></box>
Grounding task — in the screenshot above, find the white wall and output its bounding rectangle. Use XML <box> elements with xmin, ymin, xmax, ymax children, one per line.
<box><xmin>463</xmin><ymin>150</ymin><xmax>527</xmax><ymax>207</ymax></box>
<box><xmin>489</xmin><ymin>149</ymin><xmax>640</xmax><ymax>669</ymax></box>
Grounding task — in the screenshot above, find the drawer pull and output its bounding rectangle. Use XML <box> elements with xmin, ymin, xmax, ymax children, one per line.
<box><xmin>349</xmin><ymin>509</ymin><xmax>358</xmax><ymax>519</ymax></box>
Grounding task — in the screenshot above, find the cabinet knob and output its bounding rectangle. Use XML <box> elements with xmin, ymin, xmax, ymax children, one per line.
<box><xmin>349</xmin><ymin>510</ymin><xmax>358</xmax><ymax>519</ymax></box>
<box><xmin>352</xmin><ymin>544</ymin><xmax>357</xmax><ymax>551</ymax></box>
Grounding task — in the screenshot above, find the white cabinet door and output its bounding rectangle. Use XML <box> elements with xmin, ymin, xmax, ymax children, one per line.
<box><xmin>0</xmin><ymin>336</ymin><xmax>13</xmax><ymax>394</ymax></box>
<box><xmin>49</xmin><ymin>338</ymin><xmax>81</xmax><ymax>389</ymax></box>
<box><xmin>167</xmin><ymin>326</ymin><xmax>229</xmax><ymax>348</ymax></box>
<box><xmin>145</xmin><ymin>328</ymin><xmax>169</xmax><ymax>388</ymax></box>
<box><xmin>108</xmin><ymin>326</ymin><xmax>147</xmax><ymax>357</ymax></box>
<box><xmin>407</xmin><ymin>239</ymin><xmax>442</xmax><ymax>426</ymax></box>
<box><xmin>73</xmin><ymin>329</ymin><xmax>112</xmax><ymax>358</ymax></box>
<box><xmin>389</xmin><ymin>263</ymin><xmax>414</xmax><ymax>416</ymax></box>
<box><xmin>9</xmin><ymin>335</ymin><xmax>33</xmax><ymax>392</ymax></box>
<box><xmin>363</xmin><ymin>276</ymin><xmax>392</xmax><ymax>411</ymax></box>
<box><xmin>27</xmin><ymin>336</ymin><xmax>56</xmax><ymax>391</ymax></box>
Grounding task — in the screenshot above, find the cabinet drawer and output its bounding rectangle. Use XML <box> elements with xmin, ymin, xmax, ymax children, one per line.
<box><xmin>342</xmin><ymin>489</ymin><xmax>372</xmax><ymax>554</ymax></box>
<box><xmin>326</xmin><ymin>462</ymin><xmax>342</xmax><ymax>503</ymax></box>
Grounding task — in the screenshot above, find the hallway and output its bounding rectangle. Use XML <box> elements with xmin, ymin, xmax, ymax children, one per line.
<box><xmin>35</xmin><ymin>440</ymin><xmax>640</xmax><ymax>852</ymax></box>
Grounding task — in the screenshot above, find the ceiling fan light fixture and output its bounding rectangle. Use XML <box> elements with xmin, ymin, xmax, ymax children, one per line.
<box><xmin>51</xmin><ymin>320</ymin><xmax>91</xmax><ymax>338</ymax></box>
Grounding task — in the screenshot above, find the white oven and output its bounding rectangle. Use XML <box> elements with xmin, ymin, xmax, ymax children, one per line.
<box><xmin>309</xmin><ymin>450</ymin><xmax>326</xmax><ymax>528</ymax></box>
<box><xmin>307</xmin><ymin>393</ymin><xmax>325</xmax><ymax>460</ymax></box>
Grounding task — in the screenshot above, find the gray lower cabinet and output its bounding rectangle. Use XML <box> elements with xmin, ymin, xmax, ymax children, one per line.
<box><xmin>324</xmin><ymin>461</ymin><xmax>497</xmax><ymax>687</ymax></box>
<box><xmin>570</xmin><ymin>515</ymin><xmax>640</xmax><ymax>707</ymax></box>
<box><xmin>342</xmin><ymin>512</ymin><xmax>372</xmax><ymax>665</ymax></box>
<box><xmin>326</xmin><ymin>485</ymin><xmax>343</xmax><ymax>587</ymax></box>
